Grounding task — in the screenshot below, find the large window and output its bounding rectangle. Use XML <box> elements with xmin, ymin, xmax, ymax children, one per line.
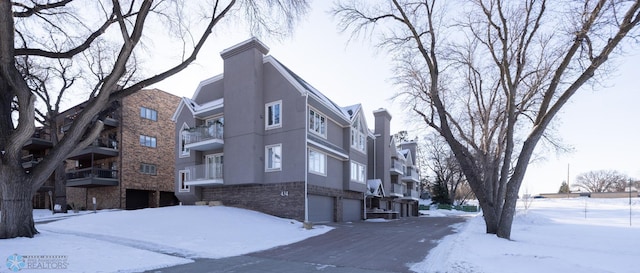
<box><xmin>350</xmin><ymin>161</ymin><xmax>366</xmax><ymax>183</ymax></box>
<box><xmin>179</xmin><ymin>170</ymin><xmax>190</xmax><ymax>192</ymax></box>
<box><xmin>309</xmin><ymin>109</ymin><xmax>327</xmax><ymax>137</ymax></box>
<box><xmin>265</xmin><ymin>144</ymin><xmax>282</xmax><ymax>171</ymax></box>
<box><xmin>308</xmin><ymin>149</ymin><xmax>326</xmax><ymax>175</ymax></box>
<box><xmin>140</xmin><ymin>107</ymin><xmax>157</xmax><ymax>121</ymax></box>
<box><xmin>206</xmin><ymin>116</ymin><xmax>224</xmax><ymax>139</ymax></box>
<box><xmin>265</xmin><ymin>101</ymin><xmax>282</xmax><ymax>129</ymax></box>
<box><xmin>351</xmin><ymin>116</ymin><xmax>366</xmax><ymax>152</ymax></box>
<box><xmin>140</xmin><ymin>135</ymin><xmax>157</xmax><ymax>148</ymax></box>
<box><xmin>206</xmin><ymin>153</ymin><xmax>224</xmax><ymax>179</ymax></box>
<box><xmin>140</xmin><ymin>163</ymin><xmax>157</xmax><ymax>175</ymax></box>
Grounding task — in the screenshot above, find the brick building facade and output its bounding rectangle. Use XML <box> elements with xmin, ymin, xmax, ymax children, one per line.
<box><xmin>65</xmin><ymin>89</ymin><xmax>180</xmax><ymax>210</ymax></box>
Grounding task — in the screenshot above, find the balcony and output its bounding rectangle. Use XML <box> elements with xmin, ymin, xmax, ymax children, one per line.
<box><xmin>21</xmin><ymin>154</ymin><xmax>43</xmax><ymax>169</ymax></box>
<box><xmin>62</xmin><ymin>113</ymin><xmax>119</xmax><ymax>132</ymax></box>
<box><xmin>66</xmin><ymin>167</ymin><xmax>118</xmax><ymax>187</ymax></box>
<box><xmin>183</xmin><ymin>125</ymin><xmax>223</xmax><ymax>151</ymax></box>
<box><xmin>67</xmin><ymin>137</ymin><xmax>118</xmax><ymax>160</ymax></box>
<box><xmin>401</xmin><ymin>189</ymin><xmax>420</xmax><ymax>201</ymax></box>
<box><xmin>184</xmin><ymin>163</ymin><xmax>224</xmax><ymax>186</ymax></box>
<box><xmin>390</xmin><ymin>159</ymin><xmax>404</xmax><ymax>175</ymax></box>
<box><xmin>401</xmin><ymin>168</ymin><xmax>420</xmax><ymax>183</ymax></box>
<box><xmin>23</xmin><ymin>131</ymin><xmax>53</xmax><ymax>151</ymax></box>
<box><xmin>390</xmin><ymin>183</ymin><xmax>404</xmax><ymax>198</ymax></box>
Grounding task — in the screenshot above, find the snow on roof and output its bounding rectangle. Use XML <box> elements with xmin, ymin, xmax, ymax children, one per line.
<box><xmin>342</xmin><ymin>104</ymin><xmax>362</xmax><ymax>121</ymax></box>
<box><xmin>270</xmin><ymin>58</ymin><xmax>352</xmax><ymax>123</ymax></box>
<box><xmin>366</xmin><ymin>179</ymin><xmax>385</xmax><ymax>197</ymax></box>
<box><xmin>195</xmin><ymin>98</ymin><xmax>223</xmax><ymax>111</ymax></box>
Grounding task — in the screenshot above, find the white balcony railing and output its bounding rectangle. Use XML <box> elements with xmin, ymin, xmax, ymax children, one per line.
<box><xmin>403</xmin><ymin>189</ymin><xmax>419</xmax><ymax>200</ymax></box>
<box><xmin>184</xmin><ymin>164</ymin><xmax>224</xmax><ymax>186</ymax></box>
<box><xmin>390</xmin><ymin>159</ymin><xmax>404</xmax><ymax>175</ymax></box>
<box><xmin>391</xmin><ymin>183</ymin><xmax>405</xmax><ymax>197</ymax></box>
<box><xmin>401</xmin><ymin>167</ymin><xmax>420</xmax><ymax>182</ymax></box>
<box><xmin>183</xmin><ymin>125</ymin><xmax>223</xmax><ymax>145</ymax></box>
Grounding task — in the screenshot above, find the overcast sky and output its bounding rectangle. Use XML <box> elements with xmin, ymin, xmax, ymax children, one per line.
<box><xmin>152</xmin><ymin>1</ymin><xmax>640</xmax><ymax>194</ymax></box>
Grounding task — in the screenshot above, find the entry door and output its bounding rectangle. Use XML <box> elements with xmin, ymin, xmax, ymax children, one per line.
<box><xmin>206</xmin><ymin>154</ymin><xmax>223</xmax><ymax>179</ymax></box>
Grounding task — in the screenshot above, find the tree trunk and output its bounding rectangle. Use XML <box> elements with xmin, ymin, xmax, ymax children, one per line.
<box><xmin>0</xmin><ymin>171</ymin><xmax>38</xmax><ymax>238</ymax></box>
<box><xmin>54</xmin><ymin>162</ymin><xmax>67</xmax><ymax>213</ymax></box>
<box><xmin>478</xmin><ymin>200</ymin><xmax>500</xmax><ymax>234</ymax></box>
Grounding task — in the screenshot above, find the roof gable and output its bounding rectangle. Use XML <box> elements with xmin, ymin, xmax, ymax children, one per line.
<box><xmin>264</xmin><ymin>57</ymin><xmax>352</xmax><ymax>124</ymax></box>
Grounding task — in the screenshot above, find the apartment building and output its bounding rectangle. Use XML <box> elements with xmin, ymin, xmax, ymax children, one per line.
<box><xmin>25</xmin><ymin>127</ymin><xmax>56</xmax><ymax>209</ymax></box>
<box><xmin>367</xmin><ymin>111</ymin><xmax>421</xmax><ymax>218</ymax></box>
<box><xmin>56</xmin><ymin>88</ymin><xmax>180</xmax><ymax>210</ymax></box>
<box><xmin>173</xmin><ymin>38</ymin><xmax>420</xmax><ymax>223</ymax></box>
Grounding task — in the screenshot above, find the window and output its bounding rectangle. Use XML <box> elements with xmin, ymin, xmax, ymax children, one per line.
<box><xmin>140</xmin><ymin>107</ymin><xmax>157</xmax><ymax>121</ymax></box>
<box><xmin>140</xmin><ymin>135</ymin><xmax>156</xmax><ymax>148</ymax></box>
<box><xmin>140</xmin><ymin>163</ymin><xmax>157</xmax><ymax>175</ymax></box>
<box><xmin>206</xmin><ymin>153</ymin><xmax>223</xmax><ymax>179</ymax></box>
<box><xmin>179</xmin><ymin>170</ymin><xmax>190</xmax><ymax>192</ymax></box>
<box><xmin>350</xmin><ymin>161</ymin><xmax>366</xmax><ymax>183</ymax></box>
<box><xmin>265</xmin><ymin>144</ymin><xmax>282</xmax><ymax>171</ymax></box>
<box><xmin>351</xmin><ymin>116</ymin><xmax>366</xmax><ymax>152</ymax></box>
<box><xmin>308</xmin><ymin>149</ymin><xmax>326</xmax><ymax>175</ymax></box>
<box><xmin>265</xmin><ymin>101</ymin><xmax>282</xmax><ymax>129</ymax></box>
<box><xmin>180</xmin><ymin>124</ymin><xmax>190</xmax><ymax>157</ymax></box>
<box><xmin>309</xmin><ymin>109</ymin><xmax>327</xmax><ymax>137</ymax></box>
<box><xmin>206</xmin><ymin>116</ymin><xmax>224</xmax><ymax>139</ymax></box>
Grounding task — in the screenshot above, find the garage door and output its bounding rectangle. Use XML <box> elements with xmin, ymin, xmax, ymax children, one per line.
<box><xmin>308</xmin><ymin>195</ymin><xmax>334</xmax><ymax>223</ymax></box>
<box><xmin>342</xmin><ymin>198</ymin><xmax>362</xmax><ymax>222</ymax></box>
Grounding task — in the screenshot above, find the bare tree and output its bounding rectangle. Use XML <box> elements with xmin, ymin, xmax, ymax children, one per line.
<box><xmin>0</xmin><ymin>0</ymin><xmax>309</xmax><ymax>239</ymax></box>
<box><xmin>334</xmin><ymin>0</ymin><xmax>640</xmax><ymax>239</ymax></box>
<box><xmin>573</xmin><ymin>170</ymin><xmax>630</xmax><ymax>193</ymax></box>
<box><xmin>423</xmin><ymin>133</ymin><xmax>472</xmax><ymax>205</ymax></box>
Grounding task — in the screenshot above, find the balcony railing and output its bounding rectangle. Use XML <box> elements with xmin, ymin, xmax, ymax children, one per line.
<box><xmin>184</xmin><ymin>125</ymin><xmax>223</xmax><ymax>145</ymax></box>
<box><xmin>184</xmin><ymin>164</ymin><xmax>224</xmax><ymax>186</ymax></box>
<box><xmin>390</xmin><ymin>159</ymin><xmax>404</xmax><ymax>175</ymax></box>
<box><xmin>21</xmin><ymin>154</ymin><xmax>42</xmax><ymax>164</ymax></box>
<box><xmin>391</xmin><ymin>183</ymin><xmax>405</xmax><ymax>197</ymax></box>
<box><xmin>66</xmin><ymin>167</ymin><xmax>118</xmax><ymax>180</ymax></box>
<box><xmin>401</xmin><ymin>167</ymin><xmax>419</xmax><ymax>182</ymax></box>
<box><xmin>90</xmin><ymin>137</ymin><xmax>118</xmax><ymax>149</ymax></box>
<box><xmin>21</xmin><ymin>154</ymin><xmax>44</xmax><ymax>169</ymax></box>
<box><xmin>403</xmin><ymin>189</ymin><xmax>419</xmax><ymax>200</ymax></box>
<box><xmin>62</xmin><ymin>112</ymin><xmax>119</xmax><ymax>132</ymax></box>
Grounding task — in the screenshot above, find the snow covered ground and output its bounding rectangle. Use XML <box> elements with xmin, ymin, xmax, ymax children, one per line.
<box><xmin>1</xmin><ymin>206</ymin><xmax>332</xmax><ymax>273</ymax></box>
<box><xmin>1</xmin><ymin>198</ymin><xmax>638</xmax><ymax>272</ymax></box>
<box><xmin>413</xmin><ymin>197</ymin><xmax>640</xmax><ymax>273</ymax></box>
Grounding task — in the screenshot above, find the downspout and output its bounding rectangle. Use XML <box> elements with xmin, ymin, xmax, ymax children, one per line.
<box><xmin>304</xmin><ymin>92</ymin><xmax>309</xmax><ymax>225</ymax></box>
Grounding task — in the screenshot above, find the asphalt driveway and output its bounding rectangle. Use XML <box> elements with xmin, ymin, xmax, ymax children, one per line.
<box><xmin>148</xmin><ymin>216</ymin><xmax>465</xmax><ymax>273</ymax></box>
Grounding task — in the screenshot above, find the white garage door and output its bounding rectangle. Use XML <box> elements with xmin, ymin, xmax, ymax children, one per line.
<box><xmin>308</xmin><ymin>195</ymin><xmax>334</xmax><ymax>223</ymax></box>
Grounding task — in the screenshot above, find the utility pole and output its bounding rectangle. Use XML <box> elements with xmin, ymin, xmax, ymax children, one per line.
<box><xmin>630</xmin><ymin>178</ymin><xmax>633</xmax><ymax>227</ymax></box>
<box><xmin>567</xmin><ymin>163</ymin><xmax>570</xmax><ymax>198</ymax></box>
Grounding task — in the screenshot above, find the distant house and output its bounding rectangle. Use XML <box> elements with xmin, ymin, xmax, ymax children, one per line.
<box><xmin>172</xmin><ymin>38</ymin><xmax>419</xmax><ymax>222</ymax></box>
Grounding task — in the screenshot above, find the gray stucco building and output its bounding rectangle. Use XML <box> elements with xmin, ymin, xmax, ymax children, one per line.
<box><xmin>172</xmin><ymin>38</ymin><xmax>419</xmax><ymax>223</ymax></box>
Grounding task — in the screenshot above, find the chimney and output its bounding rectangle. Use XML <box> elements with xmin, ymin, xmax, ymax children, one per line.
<box><xmin>220</xmin><ymin>38</ymin><xmax>269</xmax><ymax>185</ymax></box>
